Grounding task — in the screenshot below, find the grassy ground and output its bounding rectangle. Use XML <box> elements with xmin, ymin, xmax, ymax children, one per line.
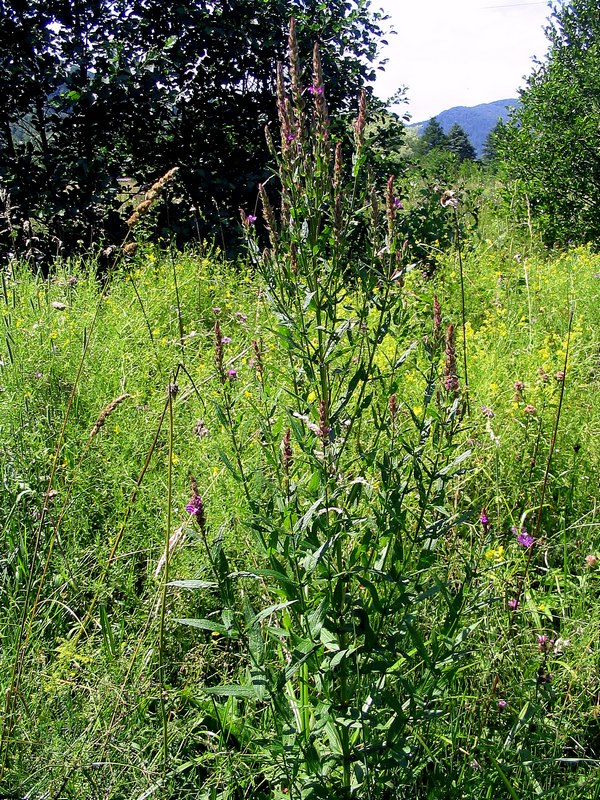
<box><xmin>1</xmin><ymin>234</ymin><xmax>600</xmax><ymax>799</ymax></box>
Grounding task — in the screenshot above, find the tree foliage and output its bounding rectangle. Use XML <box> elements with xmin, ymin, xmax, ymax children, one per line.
<box><xmin>446</xmin><ymin>123</ymin><xmax>476</xmax><ymax>163</ymax></box>
<box><xmin>499</xmin><ymin>0</ymin><xmax>600</xmax><ymax>246</ymax></box>
<box><xmin>417</xmin><ymin>117</ymin><xmax>448</xmax><ymax>155</ymax></box>
<box><xmin>482</xmin><ymin>120</ymin><xmax>504</xmax><ymax>166</ymax></box>
<box><xmin>0</xmin><ymin>0</ymin><xmax>390</xmax><ymax>263</ymax></box>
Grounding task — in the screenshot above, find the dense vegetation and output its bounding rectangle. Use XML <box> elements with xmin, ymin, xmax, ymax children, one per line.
<box><xmin>499</xmin><ymin>0</ymin><xmax>600</xmax><ymax>247</ymax></box>
<box><xmin>0</xmin><ymin>0</ymin><xmax>390</xmax><ymax>262</ymax></box>
<box><xmin>1</xmin><ymin>3</ymin><xmax>600</xmax><ymax>799</ymax></box>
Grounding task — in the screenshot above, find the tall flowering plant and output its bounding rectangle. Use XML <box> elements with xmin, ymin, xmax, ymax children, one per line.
<box><xmin>178</xmin><ymin>20</ymin><xmax>472</xmax><ymax>799</ymax></box>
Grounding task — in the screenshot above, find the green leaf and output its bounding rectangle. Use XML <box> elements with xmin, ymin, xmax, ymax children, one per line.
<box><xmin>244</xmin><ymin>596</ymin><xmax>265</xmax><ymax>668</ymax></box>
<box><xmin>204</xmin><ymin>684</ymin><xmax>256</xmax><ymax>698</ymax></box>
<box><xmin>250</xmin><ymin>600</ymin><xmax>297</xmax><ymax>627</ymax></box>
<box><xmin>216</xmin><ymin>446</ymin><xmax>241</xmax><ymax>481</ymax></box>
<box><xmin>167</xmin><ymin>580</ymin><xmax>217</xmax><ymax>589</ymax></box>
<box><xmin>175</xmin><ymin>618</ymin><xmax>235</xmax><ymax>637</ymax></box>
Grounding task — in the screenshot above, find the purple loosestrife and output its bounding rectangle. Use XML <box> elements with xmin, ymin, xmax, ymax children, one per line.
<box><xmin>389</xmin><ymin>394</ymin><xmax>397</xmax><ymax>425</ymax></box>
<box><xmin>288</xmin><ymin>18</ymin><xmax>303</xmax><ymax>114</ymax></box>
<box><xmin>480</xmin><ymin>508</ymin><xmax>490</xmax><ymax>534</ymax></box>
<box><xmin>311</xmin><ymin>44</ymin><xmax>329</xmax><ymax>141</ymax></box>
<box><xmin>276</xmin><ymin>61</ymin><xmax>294</xmax><ymax>153</ymax></box>
<box><xmin>186</xmin><ymin>491</ymin><xmax>206</xmax><ymax>533</ymax></box>
<box><xmin>537</xmin><ymin>634</ymin><xmax>554</xmax><ymax>652</ymax></box>
<box><xmin>353</xmin><ymin>89</ymin><xmax>367</xmax><ymax>153</ymax></box>
<box><xmin>282</xmin><ymin>428</ymin><xmax>293</xmax><ymax>484</ymax></box>
<box><xmin>513</xmin><ymin>380</ymin><xmax>525</xmax><ymax>402</ymax></box>
<box><xmin>433</xmin><ymin>295</ymin><xmax>442</xmax><ymax>342</ymax></box>
<box><xmin>517</xmin><ymin>529</ymin><xmax>535</xmax><ymax>548</ymax></box>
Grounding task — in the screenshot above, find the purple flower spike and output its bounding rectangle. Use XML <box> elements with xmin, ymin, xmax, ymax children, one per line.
<box><xmin>517</xmin><ymin>531</ymin><xmax>535</xmax><ymax>548</ymax></box>
<box><xmin>227</xmin><ymin>368</ymin><xmax>238</xmax><ymax>380</ymax></box>
<box><xmin>186</xmin><ymin>494</ymin><xmax>204</xmax><ymax>517</ymax></box>
<box><xmin>393</xmin><ymin>197</ymin><xmax>403</xmax><ymax>210</ymax></box>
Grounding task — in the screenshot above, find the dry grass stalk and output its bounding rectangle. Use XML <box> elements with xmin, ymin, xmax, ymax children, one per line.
<box><xmin>90</xmin><ymin>393</ymin><xmax>131</xmax><ymax>438</ymax></box>
<box><xmin>126</xmin><ymin>166</ymin><xmax>179</xmax><ymax>228</ymax></box>
<box><xmin>154</xmin><ymin>522</ymin><xmax>186</xmax><ymax>578</ymax></box>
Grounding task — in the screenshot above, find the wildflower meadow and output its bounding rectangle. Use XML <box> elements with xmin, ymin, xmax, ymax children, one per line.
<box><xmin>1</xmin><ymin>21</ymin><xmax>600</xmax><ymax>800</ymax></box>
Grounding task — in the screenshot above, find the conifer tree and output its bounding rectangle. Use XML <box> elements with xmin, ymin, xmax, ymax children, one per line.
<box><xmin>446</xmin><ymin>123</ymin><xmax>476</xmax><ymax>162</ymax></box>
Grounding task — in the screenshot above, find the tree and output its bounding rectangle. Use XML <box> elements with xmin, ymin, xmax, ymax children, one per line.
<box><xmin>482</xmin><ymin>119</ymin><xmax>504</xmax><ymax>166</ymax></box>
<box><xmin>417</xmin><ymin>116</ymin><xmax>448</xmax><ymax>154</ymax></box>
<box><xmin>0</xmin><ymin>0</ymin><xmax>391</xmax><ymax>262</ymax></box>
<box><xmin>446</xmin><ymin>123</ymin><xmax>476</xmax><ymax>163</ymax></box>
<box><xmin>499</xmin><ymin>0</ymin><xmax>600</xmax><ymax>246</ymax></box>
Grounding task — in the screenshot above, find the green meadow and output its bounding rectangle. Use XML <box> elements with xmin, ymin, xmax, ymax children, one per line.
<box><xmin>2</xmin><ymin>8</ymin><xmax>600</xmax><ymax>797</ymax></box>
<box><xmin>1</xmin><ymin>225</ymin><xmax>600</xmax><ymax>798</ymax></box>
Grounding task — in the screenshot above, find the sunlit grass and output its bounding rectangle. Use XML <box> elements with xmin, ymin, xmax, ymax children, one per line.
<box><xmin>0</xmin><ymin>236</ymin><xmax>599</xmax><ymax>798</ymax></box>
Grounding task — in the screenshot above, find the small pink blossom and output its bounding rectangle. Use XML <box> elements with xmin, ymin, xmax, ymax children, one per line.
<box><xmin>508</xmin><ymin>598</ymin><xmax>519</xmax><ymax>611</ymax></box>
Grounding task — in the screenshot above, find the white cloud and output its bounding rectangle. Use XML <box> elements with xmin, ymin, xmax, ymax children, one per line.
<box><xmin>373</xmin><ymin>0</ymin><xmax>550</xmax><ymax>121</ymax></box>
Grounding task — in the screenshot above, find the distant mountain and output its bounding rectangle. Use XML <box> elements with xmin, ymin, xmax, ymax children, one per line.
<box><xmin>412</xmin><ymin>99</ymin><xmax>520</xmax><ymax>158</ymax></box>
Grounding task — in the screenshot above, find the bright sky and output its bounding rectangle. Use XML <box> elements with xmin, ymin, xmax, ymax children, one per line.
<box><xmin>373</xmin><ymin>0</ymin><xmax>551</xmax><ymax>122</ymax></box>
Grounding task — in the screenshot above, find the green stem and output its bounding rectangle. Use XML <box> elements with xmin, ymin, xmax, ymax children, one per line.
<box><xmin>158</xmin><ymin>380</ymin><xmax>176</xmax><ymax>775</ymax></box>
<box><xmin>454</xmin><ymin>206</ymin><xmax>469</xmax><ymax>414</ymax></box>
